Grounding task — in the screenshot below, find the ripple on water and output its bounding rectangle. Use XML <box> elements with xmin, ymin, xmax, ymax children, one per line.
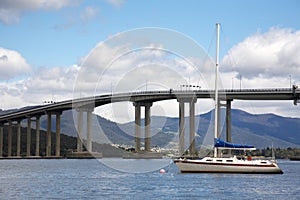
<box><xmin>0</xmin><ymin>159</ymin><xmax>299</xmax><ymax>199</ymax></box>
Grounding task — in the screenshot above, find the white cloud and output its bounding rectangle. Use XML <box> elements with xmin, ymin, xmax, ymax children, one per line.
<box><xmin>0</xmin><ymin>0</ymin><xmax>79</xmax><ymax>24</ymax></box>
<box><xmin>0</xmin><ymin>0</ymin><xmax>77</xmax><ymax>10</ymax></box>
<box><xmin>53</xmin><ymin>5</ymin><xmax>100</xmax><ymax>30</ymax></box>
<box><xmin>76</xmin><ymin>41</ymin><xmax>212</xmax><ymax>97</ymax></box>
<box><xmin>84</xmin><ymin>27</ymin><xmax>300</xmax><ymax>122</ymax></box>
<box><xmin>0</xmin><ymin>64</ymin><xmax>79</xmax><ymax>110</ymax></box>
<box><xmin>105</xmin><ymin>0</ymin><xmax>125</xmax><ymax>7</ymax></box>
<box><xmin>75</xmin><ymin>32</ymin><xmax>215</xmax><ymax>122</ymax></box>
<box><xmin>0</xmin><ymin>48</ymin><xmax>32</xmax><ymax>80</ymax></box>
<box><xmin>217</xmin><ymin>27</ymin><xmax>300</xmax><ymax>119</ymax></box>
<box><xmin>28</xmin><ymin>65</ymin><xmax>78</xmax><ymax>93</ymax></box>
<box><xmin>80</xmin><ymin>6</ymin><xmax>99</xmax><ymax>24</ymax></box>
<box><xmin>77</xmin><ymin>27</ymin><xmax>215</xmax><ymax>96</ymax></box>
<box><xmin>221</xmin><ymin>27</ymin><xmax>300</xmax><ymax>80</ymax></box>
<box><xmin>1</xmin><ymin>27</ymin><xmax>300</xmax><ymax>124</ymax></box>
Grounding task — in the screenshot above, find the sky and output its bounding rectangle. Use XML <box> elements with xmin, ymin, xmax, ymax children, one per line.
<box><xmin>0</xmin><ymin>0</ymin><xmax>300</xmax><ymax>123</ymax></box>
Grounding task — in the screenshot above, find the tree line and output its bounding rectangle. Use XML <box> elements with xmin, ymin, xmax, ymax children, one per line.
<box><xmin>252</xmin><ymin>147</ymin><xmax>300</xmax><ymax>159</ymax></box>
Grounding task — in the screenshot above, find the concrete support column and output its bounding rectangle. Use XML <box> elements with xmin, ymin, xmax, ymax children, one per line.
<box><xmin>77</xmin><ymin>110</ymin><xmax>83</xmax><ymax>152</ymax></box>
<box><xmin>55</xmin><ymin>113</ymin><xmax>61</xmax><ymax>157</ymax></box>
<box><xmin>226</xmin><ymin>100</ymin><xmax>232</xmax><ymax>155</ymax></box>
<box><xmin>226</xmin><ymin>100</ymin><xmax>232</xmax><ymax>143</ymax></box>
<box><xmin>8</xmin><ymin>121</ymin><xmax>12</xmax><ymax>157</ymax></box>
<box><xmin>133</xmin><ymin>102</ymin><xmax>152</xmax><ymax>152</ymax></box>
<box><xmin>144</xmin><ymin>103</ymin><xmax>152</xmax><ymax>152</ymax></box>
<box><xmin>86</xmin><ymin>109</ymin><xmax>93</xmax><ymax>152</ymax></box>
<box><xmin>134</xmin><ymin>104</ymin><xmax>141</xmax><ymax>152</ymax></box>
<box><xmin>46</xmin><ymin>113</ymin><xmax>52</xmax><ymax>157</ymax></box>
<box><xmin>35</xmin><ymin>116</ymin><xmax>40</xmax><ymax>156</ymax></box>
<box><xmin>27</xmin><ymin>117</ymin><xmax>31</xmax><ymax>157</ymax></box>
<box><xmin>0</xmin><ymin>126</ymin><xmax>3</xmax><ymax>157</ymax></box>
<box><xmin>189</xmin><ymin>100</ymin><xmax>196</xmax><ymax>156</ymax></box>
<box><xmin>17</xmin><ymin>121</ymin><xmax>21</xmax><ymax>157</ymax></box>
<box><xmin>179</xmin><ymin>102</ymin><xmax>185</xmax><ymax>155</ymax></box>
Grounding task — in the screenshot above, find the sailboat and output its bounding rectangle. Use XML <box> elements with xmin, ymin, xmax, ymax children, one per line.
<box><xmin>174</xmin><ymin>23</ymin><xmax>283</xmax><ymax>174</ymax></box>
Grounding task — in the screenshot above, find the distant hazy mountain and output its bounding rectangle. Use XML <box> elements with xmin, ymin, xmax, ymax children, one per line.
<box><xmin>118</xmin><ymin>109</ymin><xmax>300</xmax><ymax>149</ymax></box>
<box><xmin>203</xmin><ymin>109</ymin><xmax>300</xmax><ymax>149</ymax></box>
<box><xmin>1</xmin><ymin>108</ymin><xmax>300</xmax><ymax>149</ymax></box>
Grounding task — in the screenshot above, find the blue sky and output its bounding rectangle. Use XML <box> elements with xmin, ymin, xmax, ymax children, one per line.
<box><xmin>1</xmin><ymin>0</ymin><xmax>299</xmax><ymax>67</ymax></box>
<box><xmin>0</xmin><ymin>0</ymin><xmax>300</xmax><ymax>122</ymax></box>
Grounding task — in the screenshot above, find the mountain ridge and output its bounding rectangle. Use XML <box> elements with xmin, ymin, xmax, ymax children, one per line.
<box><xmin>1</xmin><ymin>108</ymin><xmax>300</xmax><ymax>149</ymax></box>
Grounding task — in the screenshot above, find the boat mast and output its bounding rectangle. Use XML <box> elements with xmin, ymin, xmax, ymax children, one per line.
<box><xmin>214</xmin><ymin>23</ymin><xmax>220</xmax><ymax>158</ymax></box>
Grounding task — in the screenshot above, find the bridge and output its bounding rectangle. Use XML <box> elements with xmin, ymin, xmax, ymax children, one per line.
<box><xmin>0</xmin><ymin>87</ymin><xmax>299</xmax><ymax>158</ymax></box>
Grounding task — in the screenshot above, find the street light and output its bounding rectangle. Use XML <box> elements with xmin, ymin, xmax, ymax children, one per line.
<box><xmin>180</xmin><ymin>84</ymin><xmax>201</xmax><ymax>90</ymax></box>
<box><xmin>239</xmin><ymin>75</ymin><xmax>242</xmax><ymax>91</ymax></box>
<box><xmin>146</xmin><ymin>80</ymin><xmax>148</xmax><ymax>91</ymax></box>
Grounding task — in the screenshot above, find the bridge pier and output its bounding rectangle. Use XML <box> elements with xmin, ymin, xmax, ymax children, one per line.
<box><xmin>7</xmin><ymin>121</ymin><xmax>12</xmax><ymax>157</ymax></box>
<box><xmin>46</xmin><ymin>113</ymin><xmax>51</xmax><ymax>157</ymax></box>
<box><xmin>145</xmin><ymin>103</ymin><xmax>152</xmax><ymax>151</ymax></box>
<box><xmin>189</xmin><ymin>100</ymin><xmax>196</xmax><ymax>155</ymax></box>
<box><xmin>179</xmin><ymin>102</ymin><xmax>185</xmax><ymax>155</ymax></box>
<box><xmin>178</xmin><ymin>98</ymin><xmax>197</xmax><ymax>156</ymax></box>
<box><xmin>17</xmin><ymin>120</ymin><xmax>21</xmax><ymax>157</ymax></box>
<box><xmin>134</xmin><ymin>104</ymin><xmax>141</xmax><ymax>151</ymax></box>
<box><xmin>133</xmin><ymin>102</ymin><xmax>153</xmax><ymax>152</ymax></box>
<box><xmin>0</xmin><ymin>125</ymin><xmax>2</xmax><ymax>157</ymax></box>
<box><xmin>46</xmin><ymin>112</ymin><xmax>62</xmax><ymax>157</ymax></box>
<box><xmin>77</xmin><ymin>109</ymin><xmax>83</xmax><ymax>152</ymax></box>
<box><xmin>86</xmin><ymin>109</ymin><xmax>92</xmax><ymax>152</ymax></box>
<box><xmin>217</xmin><ymin>99</ymin><xmax>232</xmax><ymax>155</ymax></box>
<box><xmin>35</xmin><ymin>116</ymin><xmax>40</xmax><ymax>156</ymax></box>
<box><xmin>27</xmin><ymin>117</ymin><xmax>31</xmax><ymax>157</ymax></box>
<box><xmin>76</xmin><ymin>107</ymin><xmax>94</xmax><ymax>153</ymax></box>
<box><xmin>226</xmin><ymin>100</ymin><xmax>232</xmax><ymax>143</ymax></box>
<box><xmin>225</xmin><ymin>100</ymin><xmax>232</xmax><ymax>154</ymax></box>
<box><xmin>55</xmin><ymin>113</ymin><xmax>61</xmax><ymax>157</ymax></box>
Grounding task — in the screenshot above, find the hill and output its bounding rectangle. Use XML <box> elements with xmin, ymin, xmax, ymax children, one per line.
<box><xmin>119</xmin><ymin>109</ymin><xmax>300</xmax><ymax>149</ymax></box>
<box><xmin>0</xmin><ymin>125</ymin><xmax>127</xmax><ymax>157</ymax></box>
<box><xmin>56</xmin><ymin>109</ymin><xmax>300</xmax><ymax>149</ymax></box>
<box><xmin>1</xmin><ymin>108</ymin><xmax>300</xmax><ymax>150</ymax></box>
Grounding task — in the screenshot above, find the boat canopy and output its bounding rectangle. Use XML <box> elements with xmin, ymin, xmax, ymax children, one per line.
<box><xmin>214</xmin><ymin>139</ymin><xmax>256</xmax><ymax>150</ymax></box>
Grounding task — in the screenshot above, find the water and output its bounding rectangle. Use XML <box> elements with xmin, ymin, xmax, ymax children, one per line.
<box><xmin>0</xmin><ymin>159</ymin><xmax>299</xmax><ymax>199</ymax></box>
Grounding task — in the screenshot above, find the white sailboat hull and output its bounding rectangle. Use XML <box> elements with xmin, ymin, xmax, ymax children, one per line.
<box><xmin>174</xmin><ymin>157</ymin><xmax>283</xmax><ymax>174</ymax></box>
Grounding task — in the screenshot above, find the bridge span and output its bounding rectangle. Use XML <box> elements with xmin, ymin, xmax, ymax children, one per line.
<box><xmin>0</xmin><ymin>87</ymin><xmax>299</xmax><ymax>158</ymax></box>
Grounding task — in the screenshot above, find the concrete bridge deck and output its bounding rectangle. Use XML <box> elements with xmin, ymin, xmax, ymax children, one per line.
<box><xmin>1</xmin><ymin>87</ymin><xmax>299</xmax><ymax>122</ymax></box>
<box><xmin>0</xmin><ymin>87</ymin><xmax>299</xmax><ymax>158</ymax></box>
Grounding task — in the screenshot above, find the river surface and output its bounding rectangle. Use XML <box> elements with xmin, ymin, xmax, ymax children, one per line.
<box><xmin>0</xmin><ymin>159</ymin><xmax>299</xmax><ymax>199</ymax></box>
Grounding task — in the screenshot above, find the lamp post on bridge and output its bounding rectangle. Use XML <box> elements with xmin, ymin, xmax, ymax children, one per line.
<box><xmin>239</xmin><ymin>75</ymin><xmax>242</xmax><ymax>91</ymax></box>
<box><xmin>180</xmin><ymin>84</ymin><xmax>201</xmax><ymax>91</ymax></box>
